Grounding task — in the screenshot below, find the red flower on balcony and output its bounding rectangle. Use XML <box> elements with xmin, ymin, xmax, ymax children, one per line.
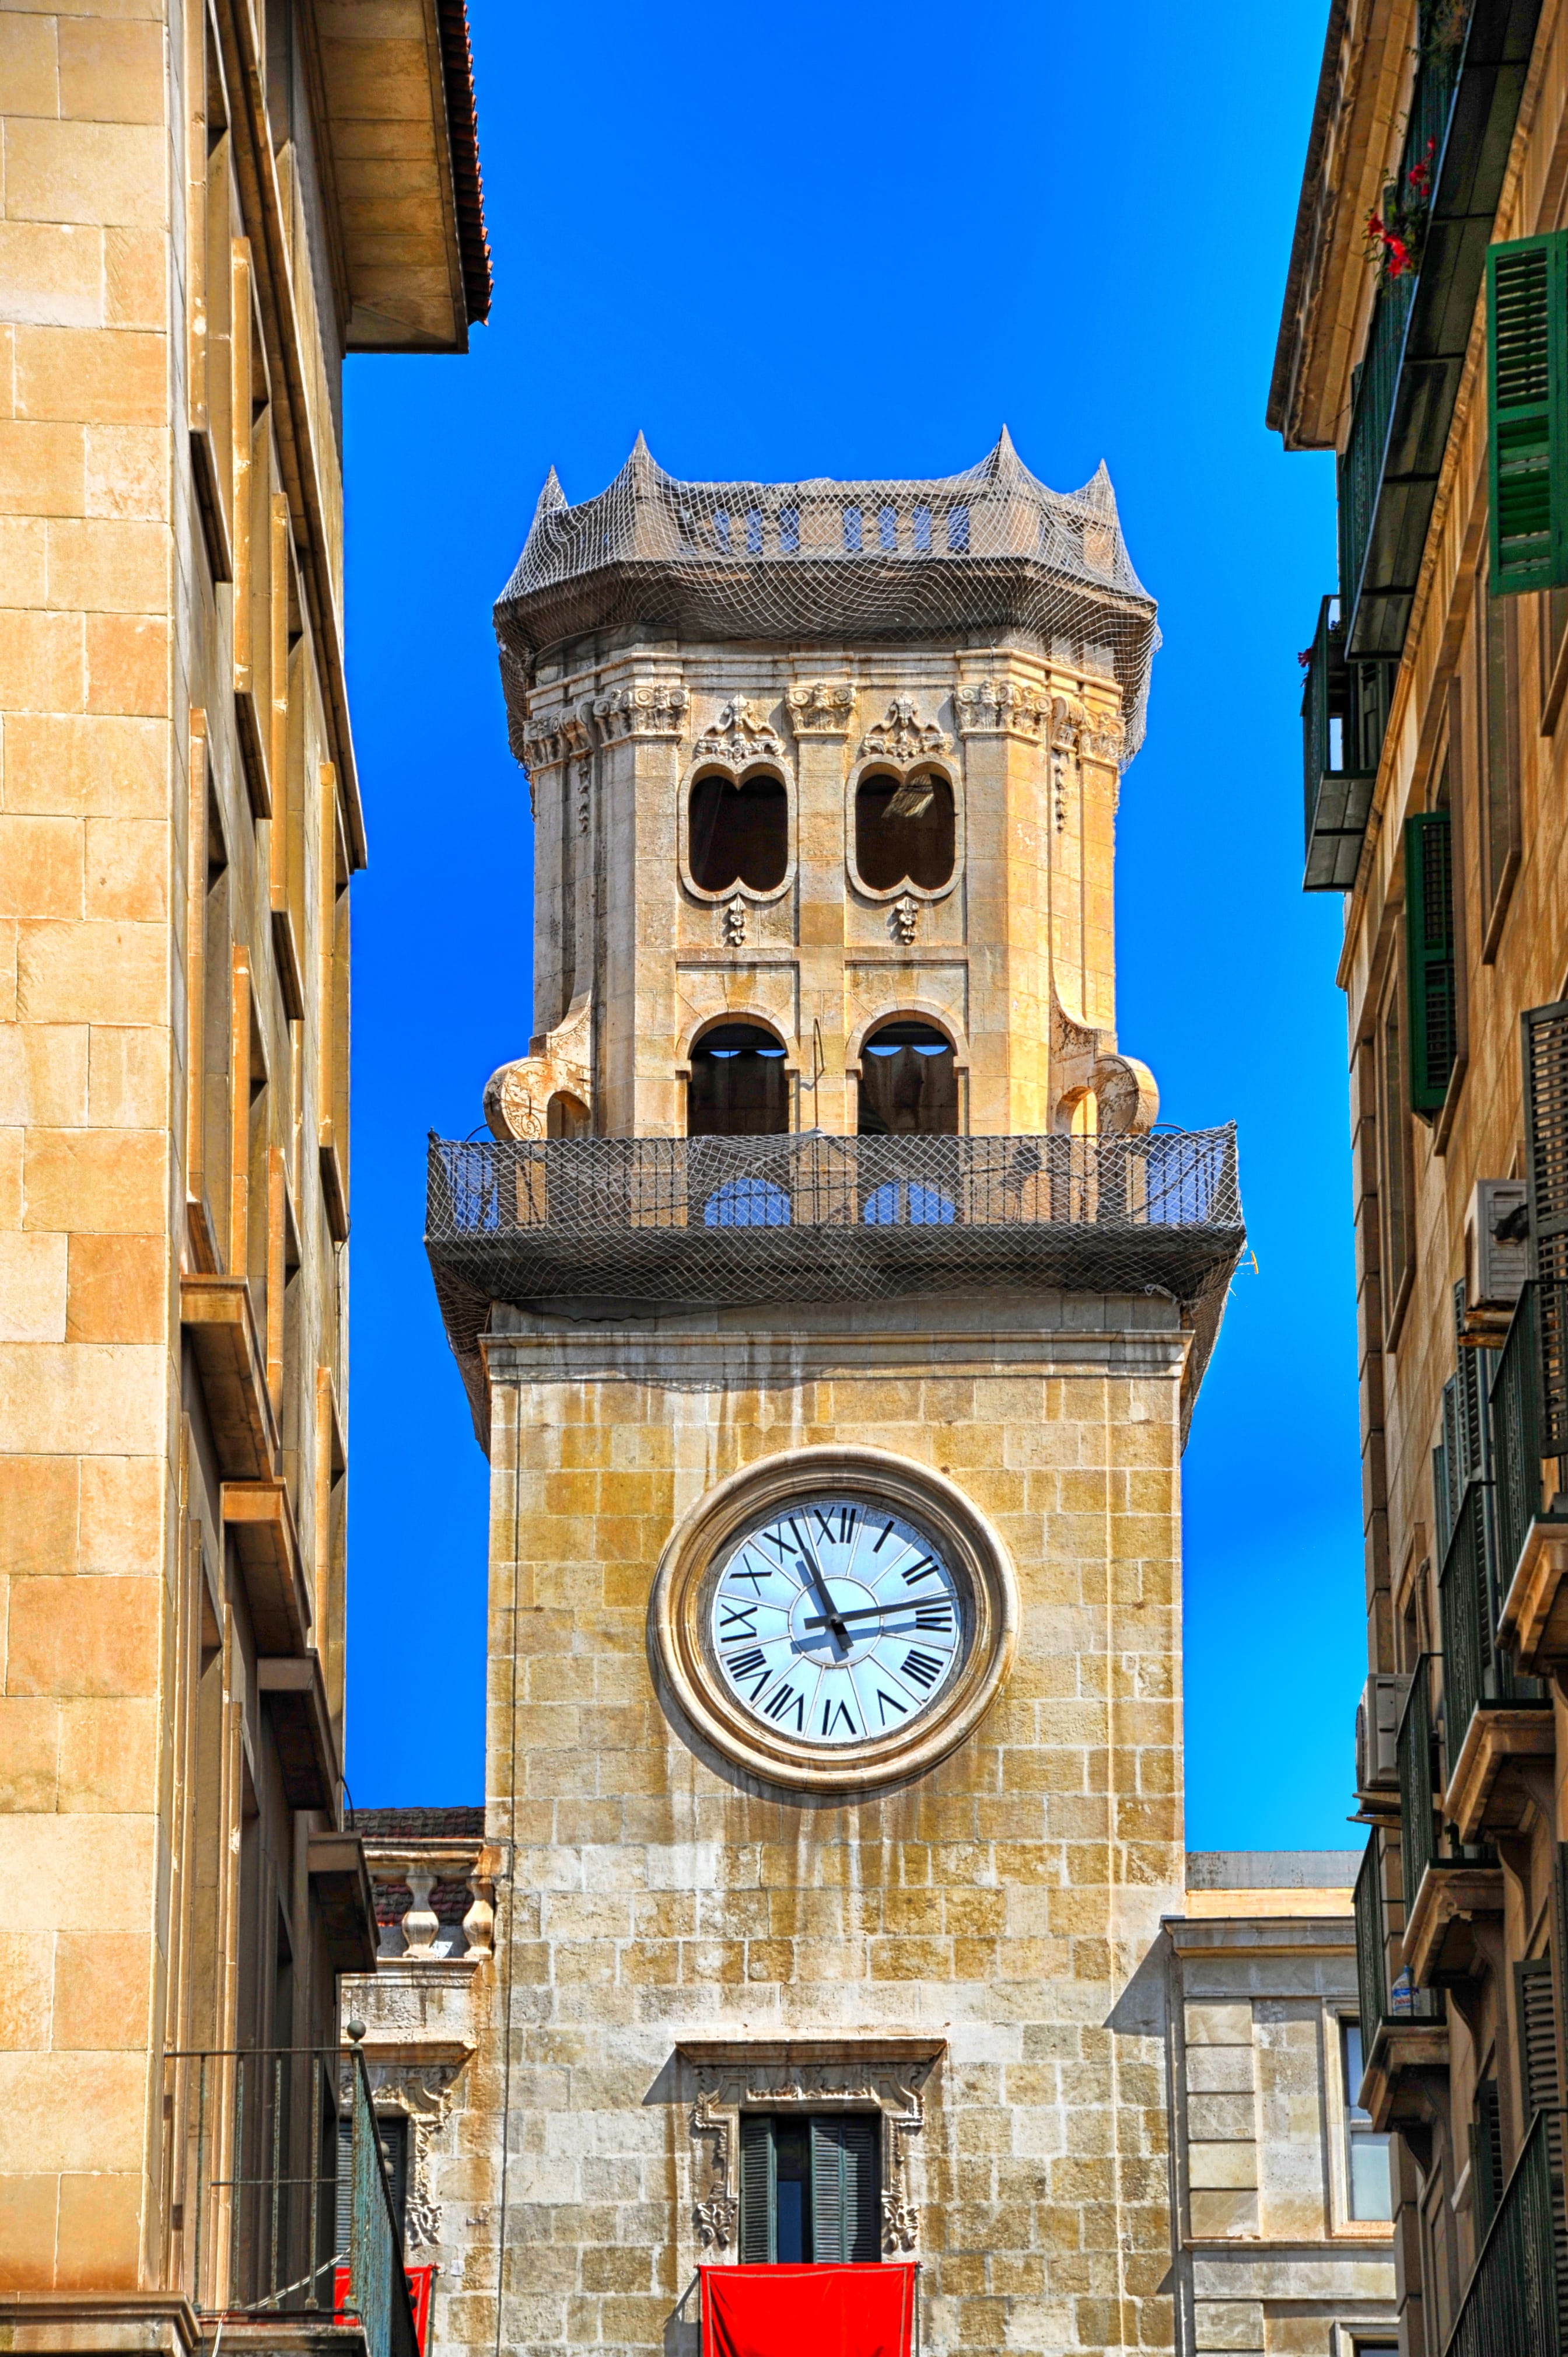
<box><xmin>1364</xmin><ymin>137</ymin><xmax>1436</xmax><ymax>284</ymax></box>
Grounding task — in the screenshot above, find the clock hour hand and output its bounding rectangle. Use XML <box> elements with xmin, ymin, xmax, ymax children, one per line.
<box><xmin>803</xmin><ymin>1600</ymin><xmax>942</xmax><ymax>1630</ymax></box>
<box><xmin>794</xmin><ymin>1550</ymin><xmax>850</xmax><ymax>1654</ymax></box>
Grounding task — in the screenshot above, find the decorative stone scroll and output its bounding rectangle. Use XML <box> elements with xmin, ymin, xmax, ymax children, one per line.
<box><xmin>677</xmin><ymin>2037</ymin><xmax>943</xmax><ymax>2260</ymax></box>
<box><xmin>859</xmin><ymin>696</ymin><xmax>951</xmax><ymax>764</ymax></box>
<box><xmin>787</xmin><ymin>679</ymin><xmax>855</xmax><ymax>737</ymax></box>
<box><xmin>1049</xmin><ymin>994</ymin><xmax>1158</xmax><ymax>1136</ymax></box>
<box><xmin>1080</xmin><ymin>712</ymin><xmax>1125</xmax><ymax>767</ymax></box>
<box><xmin>953</xmin><ymin>679</ymin><xmax>1050</xmax><ymax>740</ymax></box>
<box><xmin>891</xmin><ymin>893</ymin><xmax>919</xmax><ymax>944</ymax></box>
<box><xmin>693</xmin><ymin>695</ymin><xmax>785</xmax><ymax>765</ymax></box>
<box><xmin>484</xmin><ymin>997</ymin><xmax>593</xmax><ymax>1142</ymax></box>
<box><xmin>592</xmin><ymin>680</ymin><xmax>690</xmax><ymax>743</ymax></box>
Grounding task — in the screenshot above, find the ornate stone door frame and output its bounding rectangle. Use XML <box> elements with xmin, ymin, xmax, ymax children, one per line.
<box><xmin>676</xmin><ymin>2037</ymin><xmax>944</xmax><ymax>2258</ymax></box>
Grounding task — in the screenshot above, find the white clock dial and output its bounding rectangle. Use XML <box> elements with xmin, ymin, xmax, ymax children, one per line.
<box><xmin>708</xmin><ymin>1495</ymin><xmax>967</xmax><ymax>1748</ymax></box>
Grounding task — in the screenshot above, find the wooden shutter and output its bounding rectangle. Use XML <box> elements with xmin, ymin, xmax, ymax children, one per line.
<box><xmin>1474</xmin><ymin>2078</ymin><xmax>1506</xmax><ymax>2237</ymax></box>
<box><xmin>1524</xmin><ymin>1000</ymin><xmax>1568</xmax><ymax>1453</ymax></box>
<box><xmin>739</xmin><ymin>2115</ymin><xmax>775</xmax><ymax>2264</ymax></box>
<box><xmin>1519</xmin><ymin>1949</ymin><xmax>1568</xmax><ymax>2338</ymax></box>
<box><xmin>810</xmin><ymin>2117</ymin><xmax>880</xmax><ymax>2265</ymax></box>
<box><xmin>1488</xmin><ymin>232</ymin><xmax>1568</xmax><ymax>596</ymax></box>
<box><xmin>1405</xmin><ymin>812</ymin><xmax>1457</xmax><ymax>1113</ymax></box>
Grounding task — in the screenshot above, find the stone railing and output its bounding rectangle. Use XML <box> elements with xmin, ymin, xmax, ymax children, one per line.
<box><xmin>362</xmin><ymin>1839</ymin><xmax>498</xmax><ymax>1965</ymax></box>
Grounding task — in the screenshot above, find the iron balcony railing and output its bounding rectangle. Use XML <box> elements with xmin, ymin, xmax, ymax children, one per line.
<box><xmin>161</xmin><ymin>2042</ymin><xmax>418</xmax><ymax>2357</ymax></box>
<box><xmin>1396</xmin><ymin>1655</ymin><xmax>1443</xmax><ymax>1913</ymax></box>
<box><xmin>1339</xmin><ymin>0</ymin><xmax>1543</xmax><ymax>657</ymax></box>
<box><xmin>1491</xmin><ymin>1279</ymin><xmax>1568</xmax><ymax>1601</ymax></box>
<box><xmin>425</xmin><ymin>1125</ymin><xmax>1245</xmax><ymax>1323</ymax></box>
<box><xmin>1354</xmin><ymin>1819</ymin><xmax>1439</xmax><ymax>2058</ymax></box>
<box><xmin>1444</xmin><ymin>2106</ymin><xmax>1568</xmax><ymax>2356</ymax></box>
<box><xmin>1300</xmin><ymin>593</ymin><xmax>1394</xmax><ymax>889</ymax></box>
<box><xmin>1438</xmin><ymin>1473</ymin><xmax>1545</xmax><ymax>1746</ymax></box>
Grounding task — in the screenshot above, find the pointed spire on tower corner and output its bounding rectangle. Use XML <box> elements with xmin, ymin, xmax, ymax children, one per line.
<box><xmin>528</xmin><ymin>466</ymin><xmax>568</xmax><ymax>537</ymax></box>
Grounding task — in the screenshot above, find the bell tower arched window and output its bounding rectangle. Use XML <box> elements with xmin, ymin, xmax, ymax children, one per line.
<box><xmin>688</xmin><ymin>771</ymin><xmax>788</xmax><ymax>894</ymax></box>
<box><xmin>688</xmin><ymin>1022</ymin><xmax>790</xmax><ymax>1137</ymax></box>
<box><xmin>855</xmin><ymin>768</ymin><xmax>954</xmax><ymax>893</ymax></box>
<box><xmin>858</xmin><ymin>1020</ymin><xmax>958</xmax><ymax>1136</ymax></box>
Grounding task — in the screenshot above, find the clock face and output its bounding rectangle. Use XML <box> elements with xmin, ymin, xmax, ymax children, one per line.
<box><xmin>708</xmin><ymin>1494</ymin><xmax>968</xmax><ymax>1748</ymax></box>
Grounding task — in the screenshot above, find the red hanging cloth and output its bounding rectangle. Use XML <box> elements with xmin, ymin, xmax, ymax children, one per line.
<box><xmin>700</xmin><ymin>2264</ymin><xmax>917</xmax><ymax>2357</ymax></box>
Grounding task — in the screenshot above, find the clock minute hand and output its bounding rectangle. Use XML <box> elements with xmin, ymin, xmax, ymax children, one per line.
<box><xmin>803</xmin><ymin>1600</ymin><xmax>936</xmax><ymax>1630</ymax></box>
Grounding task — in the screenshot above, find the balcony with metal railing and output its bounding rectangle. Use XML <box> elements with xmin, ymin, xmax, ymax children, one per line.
<box><xmin>1353</xmin><ymin>1808</ymin><xmax>1446</xmax><ymax>2134</ymax></box>
<box><xmin>1395</xmin><ymin>1644</ymin><xmax>1505</xmax><ymax>1991</ymax></box>
<box><xmin>161</xmin><ymin>2038</ymin><xmax>421</xmax><ymax>2357</ymax></box>
<box><xmin>1338</xmin><ymin>0</ymin><xmax>1543</xmax><ymax>660</ymax></box>
<box><xmin>1299</xmin><ymin>595</ymin><xmax>1394</xmax><ymax>890</ymax></box>
<box><xmin>1493</xmin><ymin>1279</ymin><xmax>1568</xmax><ymax>1673</ymax></box>
<box><xmin>1443</xmin><ymin>2106</ymin><xmax>1568</xmax><ymax>2355</ymax></box>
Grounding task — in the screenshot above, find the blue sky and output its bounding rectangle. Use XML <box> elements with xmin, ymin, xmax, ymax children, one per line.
<box><xmin>341</xmin><ymin>0</ymin><xmax>1360</xmax><ymax>1849</ymax></box>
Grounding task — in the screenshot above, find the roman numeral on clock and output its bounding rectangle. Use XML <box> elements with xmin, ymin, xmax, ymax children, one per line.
<box><xmin>726</xmin><ymin>1648</ymin><xmax>766</xmax><ymax>1680</ymax></box>
<box><xmin>719</xmin><ymin>1602</ymin><xmax>758</xmax><ymax>1640</ymax></box>
<box><xmin>821</xmin><ymin>1697</ymin><xmax>857</xmax><ymax>1737</ymax></box>
<box><xmin>901</xmin><ymin>1648</ymin><xmax>944</xmax><ymax>1690</ymax></box>
<box><xmin>764</xmin><ymin>1683</ymin><xmax>804</xmax><ymax>1730</ymax></box>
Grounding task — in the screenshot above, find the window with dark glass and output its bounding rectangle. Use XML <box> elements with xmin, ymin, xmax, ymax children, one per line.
<box><xmin>738</xmin><ymin>2114</ymin><xmax>880</xmax><ymax>2263</ymax></box>
<box><xmin>1340</xmin><ymin>2022</ymin><xmax>1392</xmax><ymax>2222</ymax></box>
<box><xmin>688</xmin><ymin>771</ymin><xmax>788</xmax><ymax>895</ymax></box>
<box><xmin>854</xmin><ymin>770</ymin><xmax>954</xmax><ymax>893</ymax></box>
<box><xmin>858</xmin><ymin>1020</ymin><xmax>957</xmax><ymax>1137</ymax></box>
<box><xmin>688</xmin><ymin>1023</ymin><xmax>789</xmax><ymax>1137</ymax></box>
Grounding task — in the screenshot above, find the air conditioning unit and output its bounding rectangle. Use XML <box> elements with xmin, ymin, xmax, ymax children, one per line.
<box><xmin>1355</xmin><ymin>1672</ymin><xmax>1410</xmax><ymax>1796</ymax></box>
<box><xmin>1465</xmin><ymin>1180</ymin><xmax>1530</xmax><ymax>1312</ymax></box>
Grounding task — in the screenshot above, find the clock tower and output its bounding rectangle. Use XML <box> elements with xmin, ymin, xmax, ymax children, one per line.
<box><xmin>424</xmin><ymin>435</ymin><xmax>1242</xmax><ymax>2357</ymax></box>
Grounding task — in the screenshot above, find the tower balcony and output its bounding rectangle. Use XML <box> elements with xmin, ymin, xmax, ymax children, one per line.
<box><xmin>425</xmin><ymin>1125</ymin><xmax>1244</xmax><ymax>1430</ymax></box>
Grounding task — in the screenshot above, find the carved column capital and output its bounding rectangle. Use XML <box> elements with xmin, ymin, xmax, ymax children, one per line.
<box><xmin>953</xmin><ymin>678</ymin><xmax>1049</xmax><ymax>740</ymax></box>
<box><xmin>787</xmin><ymin>679</ymin><xmax>855</xmax><ymax>737</ymax></box>
<box><xmin>592</xmin><ymin>679</ymin><xmax>689</xmax><ymax>744</ymax></box>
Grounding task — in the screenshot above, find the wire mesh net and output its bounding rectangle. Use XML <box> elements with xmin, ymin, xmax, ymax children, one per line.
<box><xmin>426</xmin><ymin>1127</ymin><xmax>1244</xmax><ymax>1445</ymax></box>
<box><xmin>494</xmin><ymin>430</ymin><xmax>1160</xmax><ymax>760</ymax></box>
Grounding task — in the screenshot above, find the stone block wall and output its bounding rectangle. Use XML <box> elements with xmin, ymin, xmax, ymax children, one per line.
<box><xmin>430</xmin><ymin>1288</ymin><xmax>1191</xmax><ymax>2357</ymax></box>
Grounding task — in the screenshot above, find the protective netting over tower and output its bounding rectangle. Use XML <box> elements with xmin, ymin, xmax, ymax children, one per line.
<box><xmin>494</xmin><ymin>429</ymin><xmax>1160</xmax><ymax>761</ymax></box>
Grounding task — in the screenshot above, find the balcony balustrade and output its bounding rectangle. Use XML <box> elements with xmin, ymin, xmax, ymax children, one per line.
<box><xmin>1443</xmin><ymin>2106</ymin><xmax>1568</xmax><ymax>2355</ymax></box>
<box><xmin>162</xmin><ymin>2040</ymin><xmax>419</xmax><ymax>2357</ymax></box>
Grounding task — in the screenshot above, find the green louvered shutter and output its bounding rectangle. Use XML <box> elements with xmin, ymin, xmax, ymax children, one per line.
<box><xmin>1524</xmin><ymin>1001</ymin><xmax>1568</xmax><ymax>1454</ymax></box>
<box><xmin>809</xmin><ymin>2118</ymin><xmax>880</xmax><ymax>2264</ymax></box>
<box><xmin>1405</xmin><ymin>812</ymin><xmax>1457</xmax><ymax>1113</ymax></box>
<box><xmin>738</xmin><ymin>2115</ymin><xmax>775</xmax><ymax>2262</ymax></box>
<box><xmin>1489</xmin><ymin>233</ymin><xmax>1568</xmax><ymax>595</ymax></box>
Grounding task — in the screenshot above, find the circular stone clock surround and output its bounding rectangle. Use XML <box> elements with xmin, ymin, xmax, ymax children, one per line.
<box><xmin>650</xmin><ymin>1445</ymin><xmax>1019</xmax><ymax>1793</ymax></box>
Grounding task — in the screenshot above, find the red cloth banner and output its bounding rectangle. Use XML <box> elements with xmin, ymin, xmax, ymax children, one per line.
<box><xmin>700</xmin><ymin>2264</ymin><xmax>917</xmax><ymax>2357</ymax></box>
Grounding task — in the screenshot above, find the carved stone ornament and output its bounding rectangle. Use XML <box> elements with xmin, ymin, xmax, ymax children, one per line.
<box><xmin>592</xmin><ymin>680</ymin><xmax>690</xmax><ymax>744</ymax></box>
<box><xmin>694</xmin><ymin>695</ymin><xmax>785</xmax><ymax>765</ymax></box>
<box><xmin>366</xmin><ymin>2064</ymin><xmax>461</xmax><ymax>2251</ymax></box>
<box><xmin>484</xmin><ymin>998</ymin><xmax>593</xmax><ymax>1142</ymax></box>
<box><xmin>859</xmin><ymin>695</ymin><xmax>951</xmax><ymax>764</ymax></box>
<box><xmin>891</xmin><ymin>893</ymin><xmax>918</xmax><ymax>945</ymax></box>
<box><xmin>1080</xmin><ymin>712</ymin><xmax>1125</xmax><ymax>767</ymax></box>
<box><xmin>953</xmin><ymin>679</ymin><xmax>1050</xmax><ymax>740</ymax></box>
<box><xmin>787</xmin><ymin>679</ymin><xmax>855</xmax><ymax>737</ymax></box>
<box><xmin>677</xmin><ymin>2038</ymin><xmax>943</xmax><ymax>2260</ymax></box>
<box><xmin>521</xmin><ymin>701</ymin><xmax>593</xmax><ymax>774</ymax></box>
<box><xmin>723</xmin><ymin>895</ymin><xmax>747</xmax><ymax>947</ymax></box>
<box><xmin>1049</xmin><ymin>994</ymin><xmax>1158</xmax><ymax>1136</ymax></box>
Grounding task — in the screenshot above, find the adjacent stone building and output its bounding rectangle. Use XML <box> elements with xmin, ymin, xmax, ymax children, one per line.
<box><xmin>1275</xmin><ymin>1</ymin><xmax>1568</xmax><ymax>2351</ymax></box>
<box><xmin>0</xmin><ymin>0</ymin><xmax>488</xmax><ymax>2330</ymax></box>
<box><xmin>418</xmin><ymin>439</ymin><xmax>1248</xmax><ymax>2357</ymax></box>
<box><xmin>1163</xmin><ymin>1854</ymin><xmax>1397</xmax><ymax>2357</ymax></box>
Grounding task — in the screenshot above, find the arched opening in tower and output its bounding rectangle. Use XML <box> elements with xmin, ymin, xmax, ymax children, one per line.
<box><xmin>858</xmin><ymin>1020</ymin><xmax>957</xmax><ymax>1136</ymax></box>
<box><xmin>855</xmin><ymin>768</ymin><xmax>954</xmax><ymax>892</ymax></box>
<box><xmin>687</xmin><ymin>1021</ymin><xmax>790</xmax><ymax>1136</ymax></box>
<box><xmin>688</xmin><ymin>771</ymin><xmax>788</xmax><ymax>894</ymax></box>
